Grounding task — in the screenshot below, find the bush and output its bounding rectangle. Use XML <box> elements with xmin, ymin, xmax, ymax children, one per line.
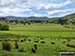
<box><xmin>2</xmin><ymin>42</ymin><xmax>7</xmax><ymax>50</ymax></box>
<box><xmin>0</xmin><ymin>24</ymin><xmax>2</xmax><ymax>30</ymax></box>
<box><xmin>2</xmin><ymin>41</ymin><xmax>11</xmax><ymax>51</ymax></box>
<box><xmin>15</xmin><ymin>42</ymin><xmax>19</xmax><ymax>49</ymax></box>
<box><xmin>0</xmin><ymin>24</ymin><xmax>9</xmax><ymax>30</ymax></box>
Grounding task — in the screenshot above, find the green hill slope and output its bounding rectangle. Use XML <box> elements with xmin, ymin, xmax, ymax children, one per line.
<box><xmin>63</xmin><ymin>13</ymin><xmax>75</xmax><ymax>19</ymax></box>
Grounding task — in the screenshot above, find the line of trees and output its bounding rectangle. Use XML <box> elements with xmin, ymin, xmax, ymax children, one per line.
<box><xmin>0</xmin><ymin>17</ymin><xmax>75</xmax><ymax>25</ymax></box>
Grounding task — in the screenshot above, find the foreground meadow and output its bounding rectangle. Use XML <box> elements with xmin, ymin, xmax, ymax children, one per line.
<box><xmin>0</xmin><ymin>23</ymin><xmax>75</xmax><ymax>56</ymax></box>
<box><xmin>0</xmin><ymin>37</ymin><xmax>75</xmax><ymax>56</ymax></box>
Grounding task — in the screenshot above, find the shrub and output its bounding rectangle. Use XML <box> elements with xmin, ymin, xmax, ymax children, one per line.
<box><xmin>34</xmin><ymin>44</ymin><xmax>37</xmax><ymax>50</ymax></box>
<box><xmin>28</xmin><ymin>39</ymin><xmax>31</xmax><ymax>41</ymax></box>
<box><xmin>2</xmin><ymin>42</ymin><xmax>7</xmax><ymax>50</ymax></box>
<box><xmin>0</xmin><ymin>24</ymin><xmax>9</xmax><ymax>30</ymax></box>
<box><xmin>15</xmin><ymin>42</ymin><xmax>19</xmax><ymax>49</ymax></box>
<box><xmin>0</xmin><ymin>24</ymin><xmax>2</xmax><ymax>30</ymax></box>
<box><xmin>51</xmin><ymin>42</ymin><xmax>55</xmax><ymax>44</ymax></box>
<box><xmin>24</xmin><ymin>39</ymin><xmax>26</xmax><ymax>41</ymax></box>
<box><xmin>41</xmin><ymin>41</ymin><xmax>46</xmax><ymax>44</ymax></box>
<box><xmin>63</xmin><ymin>41</ymin><xmax>66</xmax><ymax>43</ymax></box>
<box><xmin>34</xmin><ymin>40</ymin><xmax>39</xmax><ymax>43</ymax></box>
<box><xmin>2</xmin><ymin>41</ymin><xmax>11</xmax><ymax>51</ymax></box>
<box><xmin>31</xmin><ymin>47</ymin><xmax>36</xmax><ymax>53</ymax></box>
<box><xmin>6</xmin><ymin>42</ymin><xmax>11</xmax><ymax>51</ymax></box>
<box><xmin>20</xmin><ymin>39</ymin><xmax>24</xmax><ymax>42</ymax></box>
<box><xmin>40</xmin><ymin>38</ymin><xmax>43</xmax><ymax>40</ymax></box>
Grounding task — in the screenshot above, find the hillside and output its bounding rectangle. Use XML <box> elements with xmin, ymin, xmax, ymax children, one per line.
<box><xmin>5</xmin><ymin>16</ymin><xmax>49</xmax><ymax>20</ymax></box>
<box><xmin>63</xmin><ymin>13</ymin><xmax>75</xmax><ymax>19</ymax></box>
<box><xmin>0</xmin><ymin>13</ymin><xmax>75</xmax><ymax>25</ymax></box>
<box><xmin>0</xmin><ymin>13</ymin><xmax>75</xmax><ymax>20</ymax></box>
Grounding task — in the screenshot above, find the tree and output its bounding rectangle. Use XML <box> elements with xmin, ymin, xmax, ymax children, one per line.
<box><xmin>58</xmin><ymin>18</ymin><xmax>68</xmax><ymax>25</ymax></box>
<box><xmin>0</xmin><ymin>24</ymin><xmax>9</xmax><ymax>30</ymax></box>
<box><xmin>0</xmin><ymin>17</ymin><xmax>6</xmax><ymax>20</ymax></box>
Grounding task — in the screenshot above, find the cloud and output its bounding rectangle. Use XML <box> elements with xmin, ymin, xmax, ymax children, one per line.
<box><xmin>0</xmin><ymin>0</ymin><xmax>75</xmax><ymax>17</ymax></box>
<box><xmin>0</xmin><ymin>0</ymin><xmax>43</xmax><ymax>16</ymax></box>
<box><xmin>34</xmin><ymin>14</ymin><xmax>44</xmax><ymax>17</ymax></box>
<box><xmin>0</xmin><ymin>10</ymin><xmax>29</xmax><ymax>17</ymax></box>
<box><xmin>50</xmin><ymin>0</ymin><xmax>57</xmax><ymax>2</ymax></box>
<box><xmin>0</xmin><ymin>7</ymin><xmax>31</xmax><ymax>12</ymax></box>
<box><xmin>0</xmin><ymin>7</ymin><xmax>31</xmax><ymax>16</ymax></box>
<box><xmin>48</xmin><ymin>8</ymin><xmax>75</xmax><ymax>16</ymax></box>
<box><xmin>0</xmin><ymin>0</ymin><xmax>28</xmax><ymax>8</ymax></box>
<box><xmin>30</xmin><ymin>12</ymin><xmax>35</xmax><ymax>15</ymax></box>
<box><xmin>30</xmin><ymin>11</ymin><xmax>45</xmax><ymax>17</ymax></box>
<box><xmin>0</xmin><ymin>0</ymin><xmax>30</xmax><ymax>16</ymax></box>
<box><xmin>37</xmin><ymin>0</ymin><xmax>72</xmax><ymax>11</ymax></box>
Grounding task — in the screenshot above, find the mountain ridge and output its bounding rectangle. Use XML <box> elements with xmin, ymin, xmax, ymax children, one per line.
<box><xmin>0</xmin><ymin>13</ymin><xmax>75</xmax><ymax>20</ymax></box>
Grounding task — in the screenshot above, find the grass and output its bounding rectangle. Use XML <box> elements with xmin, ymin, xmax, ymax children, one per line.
<box><xmin>0</xmin><ymin>37</ymin><xmax>75</xmax><ymax>56</ymax></box>
<box><xmin>0</xmin><ymin>23</ymin><xmax>75</xmax><ymax>38</ymax></box>
<box><xmin>0</xmin><ymin>23</ymin><xmax>75</xmax><ymax>56</ymax></box>
<box><xmin>0</xmin><ymin>30</ymin><xmax>75</xmax><ymax>38</ymax></box>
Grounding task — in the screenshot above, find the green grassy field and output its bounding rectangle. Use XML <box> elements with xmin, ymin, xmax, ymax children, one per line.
<box><xmin>0</xmin><ymin>23</ymin><xmax>75</xmax><ymax>38</ymax></box>
<box><xmin>0</xmin><ymin>37</ymin><xmax>75</xmax><ymax>56</ymax></box>
<box><xmin>0</xmin><ymin>23</ymin><xmax>75</xmax><ymax>56</ymax></box>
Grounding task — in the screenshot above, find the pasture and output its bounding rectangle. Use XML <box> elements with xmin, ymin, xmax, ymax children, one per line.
<box><xmin>0</xmin><ymin>23</ymin><xmax>75</xmax><ymax>56</ymax></box>
<box><xmin>0</xmin><ymin>23</ymin><xmax>75</xmax><ymax>38</ymax></box>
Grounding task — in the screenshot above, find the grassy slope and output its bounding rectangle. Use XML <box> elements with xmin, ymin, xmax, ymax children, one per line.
<box><xmin>63</xmin><ymin>13</ymin><xmax>75</xmax><ymax>19</ymax></box>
